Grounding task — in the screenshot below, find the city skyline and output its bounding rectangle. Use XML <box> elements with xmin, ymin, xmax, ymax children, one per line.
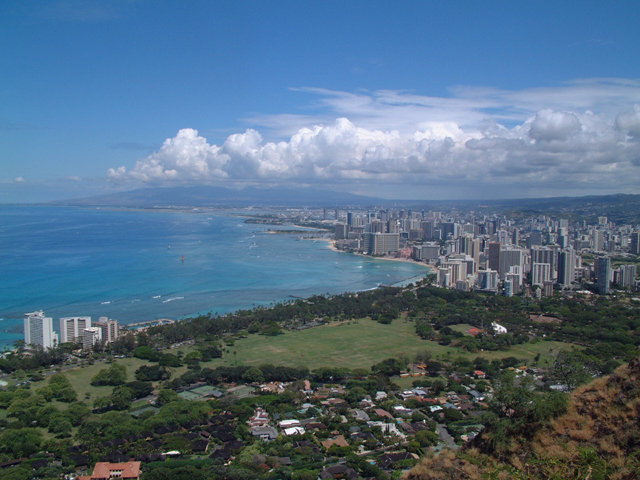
<box><xmin>2</xmin><ymin>1</ymin><xmax>640</xmax><ymax>202</ymax></box>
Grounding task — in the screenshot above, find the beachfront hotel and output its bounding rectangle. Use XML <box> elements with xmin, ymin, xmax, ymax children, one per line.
<box><xmin>24</xmin><ymin>310</ymin><xmax>58</xmax><ymax>349</ymax></box>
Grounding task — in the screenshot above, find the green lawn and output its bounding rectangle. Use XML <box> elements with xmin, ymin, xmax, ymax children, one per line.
<box><xmin>31</xmin><ymin>356</ymin><xmax>172</xmax><ymax>403</ymax></box>
<box><xmin>23</xmin><ymin>319</ymin><xmax>579</xmax><ymax>400</ymax></box>
<box><xmin>198</xmin><ymin>317</ymin><xmax>578</xmax><ymax>371</ymax></box>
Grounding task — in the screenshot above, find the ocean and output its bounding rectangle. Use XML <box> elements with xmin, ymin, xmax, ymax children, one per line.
<box><xmin>0</xmin><ymin>205</ymin><xmax>430</xmax><ymax>350</ymax></box>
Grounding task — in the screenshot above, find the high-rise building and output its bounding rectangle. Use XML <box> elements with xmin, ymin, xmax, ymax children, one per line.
<box><xmin>499</xmin><ymin>248</ymin><xmax>523</xmax><ymax>279</ymax></box>
<box><xmin>592</xmin><ymin>231</ymin><xmax>605</xmax><ymax>252</ymax></box>
<box><xmin>94</xmin><ymin>317</ymin><xmax>119</xmax><ymax>343</ymax></box>
<box><xmin>441</xmin><ymin>260</ymin><xmax>467</xmax><ymax>285</ymax></box>
<box><xmin>596</xmin><ymin>257</ymin><xmax>611</xmax><ymax>294</ymax></box>
<box><xmin>334</xmin><ymin>223</ymin><xmax>349</xmax><ymax>240</ymax></box>
<box><xmin>421</xmin><ymin>221</ymin><xmax>434</xmax><ymax>240</ymax></box>
<box><xmin>531</xmin><ymin>263</ymin><xmax>551</xmax><ymax>286</ymax></box>
<box><xmin>363</xmin><ymin>232</ymin><xmax>399</xmax><ymax>255</ymax></box>
<box><xmin>82</xmin><ymin>327</ymin><xmax>102</xmax><ymax>350</ymax></box>
<box><xmin>619</xmin><ymin>265</ymin><xmax>637</xmax><ymax>289</ymax></box>
<box><xmin>531</xmin><ymin>246</ymin><xmax>558</xmax><ymax>279</ymax></box>
<box><xmin>24</xmin><ymin>311</ymin><xmax>58</xmax><ymax>349</ymax></box>
<box><xmin>437</xmin><ymin>267</ymin><xmax>451</xmax><ymax>288</ymax></box>
<box><xmin>527</xmin><ymin>230</ymin><xmax>543</xmax><ymax>248</ymax></box>
<box><xmin>477</xmin><ymin>269</ymin><xmax>499</xmax><ymax>291</ymax></box>
<box><xmin>368</xmin><ymin>220</ymin><xmax>386</xmax><ymax>233</ymax></box>
<box><xmin>60</xmin><ymin>316</ymin><xmax>91</xmax><ymax>344</ymax></box>
<box><xmin>558</xmin><ymin>249</ymin><xmax>576</xmax><ymax>287</ymax></box>
<box><xmin>630</xmin><ymin>232</ymin><xmax>640</xmax><ymax>255</ymax></box>
<box><xmin>488</xmin><ymin>242</ymin><xmax>501</xmax><ymax>271</ymax></box>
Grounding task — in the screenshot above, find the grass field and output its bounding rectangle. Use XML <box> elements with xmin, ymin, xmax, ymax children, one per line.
<box><xmin>198</xmin><ymin>317</ymin><xmax>578</xmax><ymax>371</ymax></box>
<box><xmin>24</xmin><ymin>318</ymin><xmax>578</xmax><ymax>400</ymax></box>
<box><xmin>32</xmin><ymin>356</ymin><xmax>180</xmax><ymax>403</ymax></box>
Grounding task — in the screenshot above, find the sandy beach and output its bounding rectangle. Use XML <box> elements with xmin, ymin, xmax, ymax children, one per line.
<box><xmin>319</xmin><ymin>238</ymin><xmax>434</xmax><ymax>271</ymax></box>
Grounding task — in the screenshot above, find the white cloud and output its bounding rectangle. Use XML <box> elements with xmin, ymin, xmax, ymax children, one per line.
<box><xmin>529</xmin><ymin>110</ymin><xmax>581</xmax><ymax>141</ymax></box>
<box><xmin>616</xmin><ymin>105</ymin><xmax>640</xmax><ymax>138</ymax></box>
<box><xmin>108</xmin><ymin>79</ymin><xmax>640</xmax><ymax>198</ymax></box>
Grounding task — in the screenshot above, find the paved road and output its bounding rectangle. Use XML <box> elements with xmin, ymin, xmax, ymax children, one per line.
<box><xmin>436</xmin><ymin>423</ymin><xmax>459</xmax><ymax>450</ymax></box>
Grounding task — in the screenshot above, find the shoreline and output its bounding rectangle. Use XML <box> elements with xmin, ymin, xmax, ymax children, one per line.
<box><xmin>318</xmin><ymin>237</ymin><xmax>434</xmax><ymax>271</ymax></box>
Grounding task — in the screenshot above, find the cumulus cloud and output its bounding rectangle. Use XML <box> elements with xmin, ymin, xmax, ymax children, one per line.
<box><xmin>529</xmin><ymin>110</ymin><xmax>581</xmax><ymax>141</ymax></box>
<box><xmin>616</xmin><ymin>106</ymin><xmax>640</xmax><ymax>138</ymax></box>
<box><xmin>108</xmin><ymin>79</ymin><xmax>640</xmax><ymax>197</ymax></box>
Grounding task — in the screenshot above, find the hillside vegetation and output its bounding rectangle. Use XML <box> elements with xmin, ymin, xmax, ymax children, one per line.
<box><xmin>406</xmin><ymin>356</ymin><xmax>640</xmax><ymax>480</ymax></box>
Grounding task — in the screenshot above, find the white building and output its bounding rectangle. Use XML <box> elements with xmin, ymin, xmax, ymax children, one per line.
<box><xmin>24</xmin><ymin>311</ymin><xmax>58</xmax><ymax>349</ymax></box>
<box><xmin>60</xmin><ymin>316</ymin><xmax>91</xmax><ymax>343</ymax></box>
<box><xmin>82</xmin><ymin>327</ymin><xmax>102</xmax><ymax>350</ymax></box>
<box><xmin>491</xmin><ymin>322</ymin><xmax>508</xmax><ymax>335</ymax></box>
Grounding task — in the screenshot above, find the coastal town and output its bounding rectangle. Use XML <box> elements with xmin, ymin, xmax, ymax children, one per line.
<box><xmin>1</xmin><ymin>199</ymin><xmax>639</xmax><ymax>479</ymax></box>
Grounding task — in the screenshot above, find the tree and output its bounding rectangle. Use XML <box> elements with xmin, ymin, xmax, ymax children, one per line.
<box><xmin>414</xmin><ymin>429</ymin><xmax>439</xmax><ymax>447</ymax></box>
<box><xmin>0</xmin><ymin>428</ymin><xmax>42</xmax><ymax>457</ymax></box>
<box><xmin>48</xmin><ymin>414</ymin><xmax>73</xmax><ymax>437</ymax></box>
<box><xmin>135</xmin><ymin>364</ymin><xmax>170</xmax><ymax>381</ymax></box>
<box><xmin>549</xmin><ymin>350</ymin><xmax>596</xmax><ymax>391</ymax></box>
<box><xmin>111</xmin><ymin>385</ymin><xmax>134</xmax><ymax>410</ymax></box>
<box><xmin>184</xmin><ymin>350</ymin><xmax>203</xmax><ymax>367</ymax></box>
<box><xmin>241</xmin><ymin>367</ymin><xmax>264</xmax><ymax>384</ymax></box>
<box><xmin>64</xmin><ymin>402</ymin><xmax>90</xmax><ymax>426</ymax></box>
<box><xmin>156</xmin><ymin>388</ymin><xmax>179</xmax><ymax>405</ymax></box>
<box><xmin>49</xmin><ymin>373</ymin><xmax>77</xmax><ymax>402</ymax></box>
<box><xmin>91</xmin><ymin>363</ymin><xmax>127</xmax><ymax>386</ymax></box>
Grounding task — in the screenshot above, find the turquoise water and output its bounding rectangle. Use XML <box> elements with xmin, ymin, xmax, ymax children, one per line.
<box><xmin>0</xmin><ymin>206</ymin><xmax>429</xmax><ymax>350</ymax></box>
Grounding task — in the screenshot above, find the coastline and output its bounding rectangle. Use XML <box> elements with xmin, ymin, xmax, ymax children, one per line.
<box><xmin>319</xmin><ymin>238</ymin><xmax>434</xmax><ymax>271</ymax></box>
<box><xmin>1</xmin><ymin>208</ymin><xmax>432</xmax><ymax>349</ymax></box>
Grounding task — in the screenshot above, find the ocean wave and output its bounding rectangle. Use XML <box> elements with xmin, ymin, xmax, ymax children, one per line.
<box><xmin>101</xmin><ymin>301</ymin><xmax>111</xmax><ymax>305</ymax></box>
<box><xmin>162</xmin><ymin>296</ymin><xmax>184</xmax><ymax>303</ymax></box>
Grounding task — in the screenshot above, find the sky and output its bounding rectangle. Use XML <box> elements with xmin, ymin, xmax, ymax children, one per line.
<box><xmin>1</xmin><ymin>0</ymin><xmax>640</xmax><ymax>202</ymax></box>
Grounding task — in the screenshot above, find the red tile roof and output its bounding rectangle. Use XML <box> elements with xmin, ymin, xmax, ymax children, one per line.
<box><xmin>86</xmin><ymin>461</ymin><xmax>141</xmax><ymax>479</ymax></box>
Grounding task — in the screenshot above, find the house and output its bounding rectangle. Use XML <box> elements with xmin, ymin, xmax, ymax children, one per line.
<box><xmin>283</xmin><ymin>426</ymin><xmax>305</xmax><ymax>436</ymax></box>
<box><xmin>491</xmin><ymin>322</ymin><xmax>507</xmax><ymax>334</ymax></box>
<box><xmin>367</xmin><ymin>421</ymin><xmax>406</xmax><ymax>439</ymax></box>
<box><xmin>321</xmin><ymin>435</ymin><xmax>349</xmax><ymax>450</ymax></box>
<box><xmin>318</xmin><ymin>463</ymin><xmax>358</xmax><ymax>479</ymax></box>
<box><xmin>250</xmin><ymin>425</ymin><xmax>278</xmax><ymax>441</ymax></box>
<box><xmin>78</xmin><ymin>461</ymin><xmax>141</xmax><ymax>480</ymax></box>
<box><xmin>373</xmin><ymin>408</ymin><xmax>394</xmax><ymax>420</ymax></box>
<box><xmin>350</xmin><ymin>409</ymin><xmax>370</xmax><ymax>422</ymax></box>
<box><xmin>278</xmin><ymin>419</ymin><xmax>301</xmax><ymax>429</ymax></box>
<box><xmin>247</xmin><ymin>407</ymin><xmax>270</xmax><ymax>427</ymax></box>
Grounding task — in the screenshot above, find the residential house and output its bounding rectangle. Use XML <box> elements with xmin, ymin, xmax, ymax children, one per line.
<box><xmin>78</xmin><ymin>461</ymin><xmax>141</xmax><ymax>480</ymax></box>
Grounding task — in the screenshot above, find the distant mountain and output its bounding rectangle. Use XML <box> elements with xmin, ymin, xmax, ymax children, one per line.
<box><xmin>52</xmin><ymin>185</ymin><xmax>381</xmax><ymax>208</ymax></box>
<box><xmin>53</xmin><ymin>187</ymin><xmax>640</xmax><ymax>224</ymax></box>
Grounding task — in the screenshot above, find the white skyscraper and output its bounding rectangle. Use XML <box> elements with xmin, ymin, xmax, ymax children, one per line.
<box><xmin>24</xmin><ymin>311</ymin><xmax>58</xmax><ymax>349</ymax></box>
<box><xmin>60</xmin><ymin>316</ymin><xmax>92</xmax><ymax>344</ymax></box>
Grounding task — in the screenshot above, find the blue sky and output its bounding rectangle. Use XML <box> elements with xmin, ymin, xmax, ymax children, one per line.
<box><xmin>1</xmin><ymin>1</ymin><xmax>640</xmax><ymax>202</ymax></box>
